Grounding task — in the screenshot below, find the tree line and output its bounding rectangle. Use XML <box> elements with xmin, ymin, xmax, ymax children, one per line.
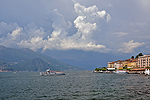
<box><xmin>131</xmin><ymin>53</ymin><xmax>143</xmax><ymax>59</ymax></box>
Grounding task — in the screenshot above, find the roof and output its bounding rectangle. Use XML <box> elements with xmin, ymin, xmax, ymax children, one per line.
<box><xmin>108</xmin><ymin>62</ymin><xmax>115</xmax><ymax>64</ymax></box>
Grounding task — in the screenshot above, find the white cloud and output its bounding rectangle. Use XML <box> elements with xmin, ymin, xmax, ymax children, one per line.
<box><xmin>7</xmin><ymin>28</ymin><xmax>23</xmax><ymax>41</ymax></box>
<box><xmin>108</xmin><ymin>3</ymin><xmax>113</xmax><ymax>7</ymax></box>
<box><xmin>106</xmin><ymin>13</ymin><xmax>111</xmax><ymax>22</ymax></box>
<box><xmin>74</xmin><ymin>3</ymin><xmax>98</xmax><ymax>16</ymax></box>
<box><xmin>74</xmin><ymin>16</ymin><xmax>97</xmax><ymax>37</ymax></box>
<box><xmin>97</xmin><ymin>10</ymin><xmax>106</xmax><ymax>18</ymax></box>
<box><xmin>18</xmin><ymin>36</ymin><xmax>44</xmax><ymax>51</ymax></box>
<box><xmin>118</xmin><ymin>40</ymin><xmax>145</xmax><ymax>53</ymax></box>
<box><xmin>0</xmin><ymin>3</ymin><xmax>111</xmax><ymax>53</ymax></box>
<box><xmin>44</xmin><ymin>3</ymin><xmax>111</xmax><ymax>52</ymax></box>
<box><xmin>0</xmin><ymin>22</ymin><xmax>19</xmax><ymax>36</ymax></box>
<box><xmin>138</xmin><ymin>0</ymin><xmax>150</xmax><ymax>10</ymax></box>
<box><xmin>113</xmin><ymin>32</ymin><xmax>128</xmax><ymax>37</ymax></box>
<box><xmin>0</xmin><ymin>22</ymin><xmax>46</xmax><ymax>49</ymax></box>
<box><xmin>74</xmin><ymin>3</ymin><xmax>111</xmax><ymax>22</ymax></box>
<box><xmin>42</xmin><ymin>3</ymin><xmax>111</xmax><ymax>52</ymax></box>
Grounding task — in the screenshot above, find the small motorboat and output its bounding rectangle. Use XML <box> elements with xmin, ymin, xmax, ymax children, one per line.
<box><xmin>40</xmin><ymin>69</ymin><xmax>65</xmax><ymax>76</ymax></box>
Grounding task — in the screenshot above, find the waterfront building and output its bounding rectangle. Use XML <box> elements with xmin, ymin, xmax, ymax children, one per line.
<box><xmin>131</xmin><ymin>58</ymin><xmax>138</xmax><ymax>68</ymax></box>
<box><xmin>107</xmin><ymin>58</ymin><xmax>138</xmax><ymax>69</ymax></box>
<box><xmin>122</xmin><ymin>59</ymin><xmax>130</xmax><ymax>68</ymax></box>
<box><xmin>115</xmin><ymin>60</ymin><xmax>123</xmax><ymax>69</ymax></box>
<box><xmin>107</xmin><ymin>62</ymin><xmax>115</xmax><ymax>68</ymax></box>
<box><xmin>138</xmin><ymin>54</ymin><xmax>150</xmax><ymax>68</ymax></box>
<box><xmin>123</xmin><ymin>58</ymin><xmax>138</xmax><ymax>68</ymax></box>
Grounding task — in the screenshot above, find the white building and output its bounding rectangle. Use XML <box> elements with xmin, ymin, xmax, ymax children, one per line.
<box><xmin>138</xmin><ymin>54</ymin><xmax>150</xmax><ymax>68</ymax></box>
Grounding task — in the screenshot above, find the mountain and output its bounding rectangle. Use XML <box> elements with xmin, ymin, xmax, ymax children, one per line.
<box><xmin>43</xmin><ymin>49</ymin><xmax>131</xmax><ymax>70</ymax></box>
<box><xmin>0</xmin><ymin>45</ymin><xmax>83</xmax><ymax>71</ymax></box>
<box><xmin>0</xmin><ymin>60</ymin><xmax>5</xmax><ymax>65</ymax></box>
<box><xmin>12</xmin><ymin>58</ymin><xmax>58</xmax><ymax>71</ymax></box>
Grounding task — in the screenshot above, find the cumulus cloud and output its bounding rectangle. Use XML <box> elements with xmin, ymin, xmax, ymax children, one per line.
<box><xmin>74</xmin><ymin>3</ymin><xmax>111</xmax><ymax>22</ymax></box>
<box><xmin>0</xmin><ymin>22</ymin><xmax>46</xmax><ymax>50</ymax></box>
<box><xmin>118</xmin><ymin>40</ymin><xmax>145</xmax><ymax>53</ymax></box>
<box><xmin>0</xmin><ymin>3</ymin><xmax>111</xmax><ymax>53</ymax></box>
<box><xmin>0</xmin><ymin>22</ymin><xmax>19</xmax><ymax>37</ymax></box>
<box><xmin>43</xmin><ymin>3</ymin><xmax>111</xmax><ymax>52</ymax></box>
<box><xmin>0</xmin><ymin>22</ymin><xmax>23</xmax><ymax>47</ymax></box>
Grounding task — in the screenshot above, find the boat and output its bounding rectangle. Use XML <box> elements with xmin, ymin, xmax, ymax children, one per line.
<box><xmin>114</xmin><ymin>70</ymin><xmax>129</xmax><ymax>74</ymax></box>
<box><xmin>40</xmin><ymin>69</ymin><xmax>65</xmax><ymax>76</ymax></box>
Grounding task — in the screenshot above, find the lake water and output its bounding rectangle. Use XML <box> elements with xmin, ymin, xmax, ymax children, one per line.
<box><xmin>0</xmin><ymin>71</ymin><xmax>150</xmax><ymax>100</ymax></box>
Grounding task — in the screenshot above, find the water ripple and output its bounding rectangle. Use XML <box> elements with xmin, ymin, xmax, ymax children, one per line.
<box><xmin>0</xmin><ymin>72</ymin><xmax>150</xmax><ymax>100</ymax></box>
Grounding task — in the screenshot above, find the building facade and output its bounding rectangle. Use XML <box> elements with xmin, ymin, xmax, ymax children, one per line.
<box><xmin>138</xmin><ymin>54</ymin><xmax>150</xmax><ymax>68</ymax></box>
<box><xmin>107</xmin><ymin>58</ymin><xmax>138</xmax><ymax>69</ymax></box>
<box><xmin>115</xmin><ymin>60</ymin><xmax>123</xmax><ymax>69</ymax></box>
<box><xmin>107</xmin><ymin>62</ymin><xmax>115</xmax><ymax>68</ymax></box>
<box><xmin>131</xmin><ymin>59</ymin><xmax>138</xmax><ymax>68</ymax></box>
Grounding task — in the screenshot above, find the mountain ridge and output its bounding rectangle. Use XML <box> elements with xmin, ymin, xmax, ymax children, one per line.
<box><xmin>0</xmin><ymin>45</ymin><xmax>83</xmax><ymax>71</ymax></box>
<box><xmin>12</xmin><ymin>57</ymin><xmax>57</xmax><ymax>71</ymax></box>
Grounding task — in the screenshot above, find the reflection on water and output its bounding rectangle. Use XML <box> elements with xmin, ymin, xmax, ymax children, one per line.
<box><xmin>0</xmin><ymin>71</ymin><xmax>150</xmax><ymax>100</ymax></box>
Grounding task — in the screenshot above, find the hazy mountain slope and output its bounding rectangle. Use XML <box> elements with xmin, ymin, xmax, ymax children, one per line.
<box><xmin>0</xmin><ymin>45</ymin><xmax>83</xmax><ymax>71</ymax></box>
<box><xmin>43</xmin><ymin>49</ymin><xmax>131</xmax><ymax>70</ymax></box>
<box><xmin>12</xmin><ymin>58</ymin><xmax>57</xmax><ymax>71</ymax></box>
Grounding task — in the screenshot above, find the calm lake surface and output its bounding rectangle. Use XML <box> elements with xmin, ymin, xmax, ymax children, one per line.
<box><xmin>0</xmin><ymin>71</ymin><xmax>150</xmax><ymax>100</ymax></box>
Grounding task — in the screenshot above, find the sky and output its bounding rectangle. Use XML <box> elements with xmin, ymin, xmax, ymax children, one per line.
<box><xmin>0</xmin><ymin>0</ymin><xmax>150</xmax><ymax>70</ymax></box>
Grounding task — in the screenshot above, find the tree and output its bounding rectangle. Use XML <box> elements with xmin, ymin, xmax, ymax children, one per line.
<box><xmin>95</xmin><ymin>67</ymin><xmax>100</xmax><ymax>71</ymax></box>
<box><xmin>131</xmin><ymin>56</ymin><xmax>134</xmax><ymax>59</ymax></box>
<box><xmin>136</xmin><ymin>53</ymin><xmax>143</xmax><ymax>58</ymax></box>
<box><xmin>101</xmin><ymin>67</ymin><xmax>107</xmax><ymax>71</ymax></box>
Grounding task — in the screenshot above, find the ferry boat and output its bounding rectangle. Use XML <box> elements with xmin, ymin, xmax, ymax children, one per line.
<box><xmin>40</xmin><ymin>69</ymin><xmax>65</xmax><ymax>76</ymax></box>
<box><xmin>114</xmin><ymin>70</ymin><xmax>129</xmax><ymax>74</ymax></box>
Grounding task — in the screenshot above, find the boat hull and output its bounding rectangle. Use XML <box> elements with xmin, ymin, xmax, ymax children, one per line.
<box><xmin>40</xmin><ymin>72</ymin><xmax>65</xmax><ymax>76</ymax></box>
